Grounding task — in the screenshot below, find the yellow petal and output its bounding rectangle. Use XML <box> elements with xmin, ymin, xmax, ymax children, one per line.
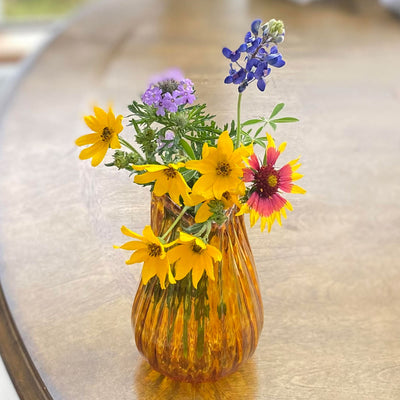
<box><xmin>291</xmin><ymin>173</ymin><xmax>303</xmax><ymax>181</ymax></box>
<box><xmin>237</xmin><ymin>142</ymin><xmax>253</xmax><ymax>158</ymax></box>
<box><xmin>250</xmin><ymin>209</ymin><xmax>260</xmax><ymax>226</ymax></box>
<box><xmin>78</xmin><ymin>141</ymin><xmax>104</xmax><ymax>160</ymax></box>
<box><xmin>117</xmin><ymin>241</ymin><xmax>147</xmax><ymax>251</ymax></box>
<box><xmin>132</xmin><ymin>164</ymin><xmax>166</xmax><ymax>172</ymax></box>
<box><xmin>291</xmin><ymin>185</ymin><xmax>306</xmax><ymax>194</ymax></box>
<box><xmin>195</xmin><ymin>202</ymin><xmax>212</xmax><ymax>223</ymax></box>
<box><xmin>134</xmin><ymin>171</ymin><xmax>161</xmax><ymax>185</ymax></box>
<box><xmin>75</xmin><ymin>133</ymin><xmax>99</xmax><ymax>146</ymax></box>
<box><xmin>168</xmin><ymin>266</ymin><xmax>176</xmax><ymax>285</ymax></box>
<box><xmin>121</xmin><ymin>225</ymin><xmax>144</xmax><ymax>240</ymax></box>
<box><xmin>113</xmin><ymin>115</ymin><xmax>124</xmax><ymax>134</ymax></box>
<box><xmin>212</xmin><ymin>176</ymin><xmax>234</xmax><ymax>200</ymax></box>
<box><xmin>266</xmin><ymin>133</ymin><xmax>276</xmax><ymax>149</ymax></box>
<box><xmin>173</xmin><ymin>251</ymin><xmax>194</xmax><ymax>281</ymax></box>
<box><xmin>206</xmin><ymin>244</ymin><xmax>222</xmax><ymax>262</ymax></box>
<box><xmin>236</xmin><ymin>203</ymin><xmax>250</xmax><ymax>216</ymax></box>
<box><xmin>185</xmin><ymin>159</ymin><xmax>216</xmax><ymax>174</ymax></box>
<box><xmin>202</xmin><ymin>142</ymin><xmax>210</xmax><ymax>158</ymax></box>
<box><xmin>167</xmin><ymin>246</ymin><xmax>182</xmax><ymax>264</ymax></box>
<box><xmin>278</xmin><ymin>142</ymin><xmax>287</xmax><ymax>153</ymax></box>
<box><xmin>285</xmin><ymin>200</ymin><xmax>293</xmax><ymax>211</ymax></box>
<box><xmin>168</xmin><ymin>173</ymin><xmax>191</xmax><ymax>205</ymax></box>
<box><xmin>184</xmin><ymin>193</ymin><xmax>205</xmax><ymax>207</ymax></box>
<box><xmin>126</xmin><ymin>248</ymin><xmax>148</xmax><ymax>265</ymax></box>
<box><xmin>84</xmin><ymin>115</ymin><xmax>102</xmax><ymax>132</ymax></box>
<box><xmin>141</xmin><ymin>257</ymin><xmax>158</xmax><ymax>285</ymax></box>
<box><xmin>93</xmin><ymin>106</ymin><xmax>108</xmax><ymax>123</ymax></box>
<box><xmin>91</xmin><ymin>143</ymin><xmax>109</xmax><ymax>167</ymax></box>
<box><xmin>217</xmin><ymin>131</ymin><xmax>234</xmax><ymax>158</ymax></box>
<box><xmin>142</xmin><ymin>225</ymin><xmax>160</xmax><ymax>244</ymax></box>
<box><xmin>179</xmin><ymin>232</ymin><xmax>196</xmax><ymax>243</ymax></box>
<box><xmin>109</xmin><ymin>134</ymin><xmax>121</xmax><ymax>149</ymax></box>
<box><xmin>192</xmin><ymin>264</ymin><xmax>205</xmax><ymax>289</ymax></box>
<box><xmin>191</xmin><ymin>175</ymin><xmax>214</xmax><ymax>199</ymax></box>
<box><xmin>202</xmin><ymin>254</ymin><xmax>215</xmax><ymax>281</ymax></box>
<box><xmin>107</xmin><ymin>107</ymin><xmax>116</xmax><ymax>126</ymax></box>
<box><xmin>156</xmin><ymin>257</ymin><xmax>170</xmax><ymax>289</ymax></box>
<box><xmin>171</xmin><ymin>162</ymin><xmax>185</xmax><ymax>169</ymax></box>
<box><xmin>153</xmin><ymin>175</ymin><xmax>171</xmax><ymax>199</ymax></box>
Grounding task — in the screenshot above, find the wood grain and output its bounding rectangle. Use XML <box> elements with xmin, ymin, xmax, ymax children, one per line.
<box><xmin>0</xmin><ymin>0</ymin><xmax>400</xmax><ymax>398</ymax></box>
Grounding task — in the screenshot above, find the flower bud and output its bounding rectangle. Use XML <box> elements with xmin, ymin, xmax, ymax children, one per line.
<box><xmin>268</xmin><ymin>19</ymin><xmax>285</xmax><ymax>37</ymax></box>
<box><xmin>113</xmin><ymin>150</ymin><xmax>139</xmax><ymax>169</ymax></box>
<box><xmin>208</xmin><ymin>200</ymin><xmax>227</xmax><ymax>225</ymax></box>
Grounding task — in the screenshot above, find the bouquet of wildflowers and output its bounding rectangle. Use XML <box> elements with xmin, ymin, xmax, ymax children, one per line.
<box><xmin>75</xmin><ymin>18</ymin><xmax>305</xmax><ymax>291</ymax></box>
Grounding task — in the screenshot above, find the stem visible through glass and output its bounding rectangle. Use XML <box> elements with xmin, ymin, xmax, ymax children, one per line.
<box><xmin>161</xmin><ymin>205</ymin><xmax>189</xmax><ymax>240</ymax></box>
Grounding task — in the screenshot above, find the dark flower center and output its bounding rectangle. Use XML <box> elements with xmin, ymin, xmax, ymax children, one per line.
<box><xmin>101</xmin><ymin>127</ymin><xmax>113</xmax><ymax>142</ymax></box>
<box><xmin>222</xmin><ymin>191</ymin><xmax>231</xmax><ymax>201</ymax></box>
<box><xmin>192</xmin><ymin>243</ymin><xmax>204</xmax><ymax>254</ymax></box>
<box><xmin>163</xmin><ymin>167</ymin><xmax>177</xmax><ymax>179</ymax></box>
<box><xmin>216</xmin><ymin>161</ymin><xmax>232</xmax><ymax>176</ymax></box>
<box><xmin>158</xmin><ymin>79</ymin><xmax>179</xmax><ymax>94</ymax></box>
<box><xmin>148</xmin><ymin>243</ymin><xmax>162</xmax><ymax>257</ymax></box>
<box><xmin>254</xmin><ymin>165</ymin><xmax>279</xmax><ymax>197</ymax></box>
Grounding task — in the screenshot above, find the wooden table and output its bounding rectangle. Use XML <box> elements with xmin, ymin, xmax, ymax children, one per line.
<box><xmin>1</xmin><ymin>0</ymin><xmax>400</xmax><ymax>398</ymax></box>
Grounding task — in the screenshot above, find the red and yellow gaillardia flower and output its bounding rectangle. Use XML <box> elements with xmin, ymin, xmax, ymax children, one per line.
<box><xmin>238</xmin><ymin>134</ymin><xmax>305</xmax><ymax>232</ymax></box>
<box><xmin>132</xmin><ymin>162</ymin><xmax>192</xmax><ymax>205</ymax></box>
<box><xmin>167</xmin><ymin>232</ymin><xmax>222</xmax><ymax>288</ymax></box>
<box><xmin>186</xmin><ymin>131</ymin><xmax>251</xmax><ymax>200</ymax></box>
<box><xmin>76</xmin><ymin>106</ymin><xmax>123</xmax><ymax>167</ymax></box>
<box><xmin>114</xmin><ymin>225</ymin><xmax>175</xmax><ymax>289</ymax></box>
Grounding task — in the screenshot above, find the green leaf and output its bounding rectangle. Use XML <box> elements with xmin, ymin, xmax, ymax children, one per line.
<box><xmin>181</xmin><ymin>169</ymin><xmax>197</xmax><ymax>182</ymax></box>
<box><xmin>179</xmin><ymin>139</ymin><xmax>196</xmax><ymax>160</ymax></box>
<box><xmin>269</xmin><ymin>122</ymin><xmax>277</xmax><ymax>131</ymax></box>
<box><xmin>270</xmin><ymin>117</ymin><xmax>299</xmax><ymax>123</ymax></box>
<box><xmin>254</xmin><ymin>126</ymin><xmax>264</xmax><ymax>137</ymax></box>
<box><xmin>269</xmin><ymin>103</ymin><xmax>285</xmax><ymax>119</ymax></box>
<box><xmin>254</xmin><ymin>138</ymin><xmax>267</xmax><ymax>148</ymax></box>
<box><xmin>241</xmin><ymin>118</ymin><xmax>264</xmax><ymax>127</ymax></box>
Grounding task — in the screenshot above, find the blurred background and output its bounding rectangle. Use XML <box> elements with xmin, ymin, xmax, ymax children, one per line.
<box><xmin>1</xmin><ymin>2</ymin><xmax>93</xmax><ymax>398</ymax></box>
<box><xmin>0</xmin><ymin>0</ymin><xmax>93</xmax><ymax>109</ymax></box>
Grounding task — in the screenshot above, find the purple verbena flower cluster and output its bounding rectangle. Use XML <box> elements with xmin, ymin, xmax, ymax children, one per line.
<box><xmin>157</xmin><ymin>130</ymin><xmax>175</xmax><ymax>151</ymax></box>
<box><xmin>142</xmin><ymin>69</ymin><xmax>196</xmax><ymax>116</ymax></box>
<box><xmin>222</xmin><ymin>19</ymin><xmax>286</xmax><ymax>93</ymax></box>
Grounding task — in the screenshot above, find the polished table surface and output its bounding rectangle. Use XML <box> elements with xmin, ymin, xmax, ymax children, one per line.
<box><xmin>1</xmin><ymin>0</ymin><xmax>400</xmax><ymax>399</ymax></box>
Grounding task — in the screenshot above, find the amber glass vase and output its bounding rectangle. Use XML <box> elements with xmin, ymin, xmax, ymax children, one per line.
<box><xmin>131</xmin><ymin>194</ymin><xmax>264</xmax><ymax>383</ymax></box>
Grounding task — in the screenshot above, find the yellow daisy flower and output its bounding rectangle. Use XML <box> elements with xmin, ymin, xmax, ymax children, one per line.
<box><xmin>114</xmin><ymin>225</ymin><xmax>176</xmax><ymax>289</ymax></box>
<box><xmin>132</xmin><ymin>163</ymin><xmax>191</xmax><ymax>205</ymax></box>
<box><xmin>186</xmin><ymin>131</ymin><xmax>251</xmax><ymax>200</ymax></box>
<box><xmin>167</xmin><ymin>232</ymin><xmax>222</xmax><ymax>288</ymax></box>
<box><xmin>76</xmin><ymin>106</ymin><xmax>123</xmax><ymax>167</ymax></box>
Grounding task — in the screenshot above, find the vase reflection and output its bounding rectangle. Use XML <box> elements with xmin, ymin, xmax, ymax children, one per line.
<box><xmin>133</xmin><ymin>358</ymin><xmax>259</xmax><ymax>399</ymax></box>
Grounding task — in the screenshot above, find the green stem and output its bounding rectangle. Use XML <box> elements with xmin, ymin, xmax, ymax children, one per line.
<box><xmin>119</xmin><ymin>138</ymin><xmax>143</xmax><ymax>159</ymax></box>
<box><xmin>161</xmin><ymin>205</ymin><xmax>189</xmax><ymax>240</ymax></box>
<box><xmin>235</xmin><ymin>92</ymin><xmax>243</xmax><ymax>149</ymax></box>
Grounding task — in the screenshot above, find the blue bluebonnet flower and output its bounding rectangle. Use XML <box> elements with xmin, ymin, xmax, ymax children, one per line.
<box><xmin>222</xmin><ymin>45</ymin><xmax>247</xmax><ymax>62</ymax></box>
<box><xmin>142</xmin><ymin>69</ymin><xmax>196</xmax><ymax>115</ymax></box>
<box><xmin>222</xmin><ymin>18</ymin><xmax>286</xmax><ymax>93</ymax></box>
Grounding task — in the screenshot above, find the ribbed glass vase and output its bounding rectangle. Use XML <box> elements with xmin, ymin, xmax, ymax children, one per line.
<box><xmin>131</xmin><ymin>194</ymin><xmax>263</xmax><ymax>383</ymax></box>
